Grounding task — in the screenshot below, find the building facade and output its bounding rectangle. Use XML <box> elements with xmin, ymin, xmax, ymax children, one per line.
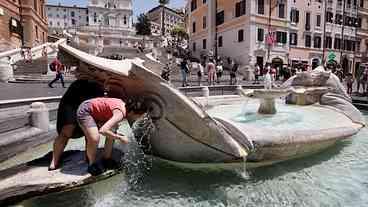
<box><xmin>46</xmin><ymin>4</ymin><xmax>88</xmax><ymax>34</ymax></box>
<box><xmin>357</xmin><ymin>0</ymin><xmax>368</xmax><ymax>74</ymax></box>
<box><xmin>0</xmin><ymin>0</ymin><xmax>48</xmax><ymax>51</ymax></box>
<box><xmin>187</xmin><ymin>0</ymin><xmax>368</xmax><ymax>78</ymax></box>
<box><xmin>65</xmin><ymin>0</ymin><xmax>145</xmax><ymax>55</ymax></box>
<box><xmin>147</xmin><ymin>5</ymin><xmax>185</xmax><ymax>36</ymax></box>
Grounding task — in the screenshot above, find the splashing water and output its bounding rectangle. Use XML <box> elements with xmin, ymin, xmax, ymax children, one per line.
<box><xmin>131</xmin><ymin>113</ymin><xmax>156</xmax><ymax>154</ymax></box>
<box><xmin>239</xmin><ymin>156</ymin><xmax>250</xmax><ymax>180</ymax></box>
<box><xmin>119</xmin><ymin>113</ymin><xmax>157</xmax><ymax>187</ymax></box>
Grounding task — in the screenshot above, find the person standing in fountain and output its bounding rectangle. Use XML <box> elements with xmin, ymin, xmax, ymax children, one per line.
<box><xmin>77</xmin><ymin>97</ymin><xmax>147</xmax><ymax>176</ymax></box>
<box><xmin>49</xmin><ymin>80</ymin><xmax>105</xmax><ymax>171</ymax></box>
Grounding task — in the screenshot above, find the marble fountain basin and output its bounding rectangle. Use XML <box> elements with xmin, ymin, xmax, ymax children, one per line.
<box><xmin>57</xmin><ymin>42</ymin><xmax>364</xmax><ymax>167</ymax></box>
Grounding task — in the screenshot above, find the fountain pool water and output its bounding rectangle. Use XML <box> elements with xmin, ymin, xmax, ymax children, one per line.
<box><xmin>206</xmin><ymin>99</ymin><xmax>355</xmax><ymax>131</ymax></box>
<box><xmin>2</xmin><ymin>110</ymin><xmax>368</xmax><ymax>207</ymax></box>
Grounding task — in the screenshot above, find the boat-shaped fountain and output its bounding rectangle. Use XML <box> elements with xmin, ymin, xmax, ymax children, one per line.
<box><xmin>55</xmin><ymin>43</ymin><xmax>364</xmax><ymax>167</ymax></box>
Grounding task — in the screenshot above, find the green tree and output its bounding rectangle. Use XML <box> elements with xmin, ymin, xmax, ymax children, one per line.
<box><xmin>171</xmin><ymin>26</ymin><xmax>188</xmax><ymax>41</ymax></box>
<box><xmin>135</xmin><ymin>13</ymin><xmax>152</xmax><ymax>36</ymax></box>
<box><xmin>159</xmin><ymin>0</ymin><xmax>170</xmax><ymax>35</ymax></box>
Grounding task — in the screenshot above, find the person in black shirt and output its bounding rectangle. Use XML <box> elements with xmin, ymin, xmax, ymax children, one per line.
<box><xmin>49</xmin><ymin>79</ymin><xmax>105</xmax><ymax>171</ymax></box>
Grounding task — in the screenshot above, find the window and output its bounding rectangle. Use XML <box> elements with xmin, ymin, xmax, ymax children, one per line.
<box><xmin>192</xmin><ymin>21</ymin><xmax>196</xmax><ymax>33</ymax></box>
<box><xmin>360</xmin><ymin>0</ymin><xmax>364</xmax><ymax>7</ymax></box>
<box><xmin>203</xmin><ymin>0</ymin><xmax>206</xmax><ymax>4</ymax></box>
<box><xmin>191</xmin><ymin>0</ymin><xmax>197</xmax><ymax>11</ymax></box>
<box><xmin>305</xmin><ymin>12</ymin><xmax>310</xmax><ymax>30</ymax></box>
<box><xmin>238</xmin><ymin>29</ymin><xmax>244</xmax><ymax>42</ymax></box>
<box><xmin>203</xmin><ymin>39</ymin><xmax>207</xmax><ymax>49</ymax></box>
<box><xmin>335</xmin><ymin>14</ymin><xmax>343</xmax><ymax>24</ymax></box>
<box><xmin>325</xmin><ymin>36</ymin><xmax>332</xmax><ymax>49</ymax></box>
<box><xmin>305</xmin><ymin>35</ymin><xmax>311</xmax><ymax>47</ymax></box>
<box><xmin>314</xmin><ymin>36</ymin><xmax>321</xmax><ymax>48</ymax></box>
<box><xmin>203</xmin><ymin>16</ymin><xmax>206</xmax><ymax>28</ymax></box>
<box><xmin>72</xmin><ymin>19</ymin><xmax>76</xmax><ymax>25</ymax></box>
<box><xmin>356</xmin><ymin>39</ymin><xmax>361</xmax><ymax>52</ymax></box>
<box><xmin>276</xmin><ymin>31</ymin><xmax>287</xmax><ymax>44</ymax></box>
<box><xmin>218</xmin><ymin>36</ymin><xmax>223</xmax><ymax>47</ymax></box>
<box><xmin>71</xmin><ymin>11</ymin><xmax>75</xmax><ymax>17</ymax></box>
<box><xmin>290</xmin><ymin>33</ymin><xmax>297</xmax><ymax>45</ymax></box>
<box><xmin>326</xmin><ymin>12</ymin><xmax>334</xmax><ymax>23</ymax></box>
<box><xmin>192</xmin><ymin>42</ymin><xmax>196</xmax><ymax>51</ymax></box>
<box><xmin>35</xmin><ymin>25</ymin><xmax>38</xmax><ymax>39</ymax></box>
<box><xmin>357</xmin><ymin>17</ymin><xmax>362</xmax><ymax>27</ymax></box>
<box><xmin>235</xmin><ymin>0</ymin><xmax>246</xmax><ymax>18</ymax></box>
<box><xmin>257</xmin><ymin>28</ymin><xmax>264</xmax><ymax>42</ymax></box>
<box><xmin>334</xmin><ymin>38</ymin><xmax>341</xmax><ymax>49</ymax></box>
<box><xmin>278</xmin><ymin>3</ymin><xmax>285</xmax><ymax>18</ymax></box>
<box><xmin>258</xmin><ymin>0</ymin><xmax>264</xmax><ymax>14</ymax></box>
<box><xmin>124</xmin><ymin>16</ymin><xmax>127</xmax><ymax>24</ymax></box>
<box><xmin>290</xmin><ymin>9</ymin><xmax>299</xmax><ymax>23</ymax></box>
<box><xmin>57</xmin><ymin>22</ymin><xmax>60</xmax><ymax>26</ymax></box>
<box><xmin>316</xmin><ymin>15</ymin><xmax>321</xmax><ymax>27</ymax></box>
<box><xmin>94</xmin><ymin>13</ymin><xmax>97</xmax><ymax>23</ymax></box>
<box><xmin>49</xmin><ymin>21</ymin><xmax>53</xmax><ymax>26</ymax></box>
<box><xmin>216</xmin><ymin>11</ymin><xmax>224</xmax><ymax>26</ymax></box>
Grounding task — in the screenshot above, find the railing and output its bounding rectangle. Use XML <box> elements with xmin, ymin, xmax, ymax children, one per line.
<box><xmin>178</xmin><ymin>85</ymin><xmax>264</xmax><ymax>97</ymax></box>
<box><xmin>0</xmin><ymin>96</ymin><xmax>62</xmax><ymax>109</ymax></box>
<box><xmin>0</xmin><ymin>39</ymin><xmax>66</xmax><ymax>63</ymax></box>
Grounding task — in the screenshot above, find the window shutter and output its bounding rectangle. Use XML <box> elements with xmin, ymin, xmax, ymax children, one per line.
<box><xmin>296</xmin><ymin>10</ymin><xmax>299</xmax><ymax>23</ymax></box>
<box><xmin>282</xmin><ymin>32</ymin><xmax>287</xmax><ymax>44</ymax></box>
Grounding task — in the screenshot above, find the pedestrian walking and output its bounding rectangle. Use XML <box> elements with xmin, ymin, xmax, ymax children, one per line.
<box><xmin>345</xmin><ymin>73</ymin><xmax>354</xmax><ymax>96</ymax></box>
<box><xmin>207</xmin><ymin>59</ymin><xmax>216</xmax><ymax>86</ymax></box>
<box><xmin>197</xmin><ymin>63</ymin><xmax>204</xmax><ymax>86</ymax></box>
<box><xmin>180</xmin><ymin>58</ymin><xmax>190</xmax><ymax>87</ymax></box>
<box><xmin>48</xmin><ymin>58</ymin><xmax>66</xmax><ymax>88</ymax></box>
<box><xmin>253</xmin><ymin>64</ymin><xmax>260</xmax><ymax>84</ymax></box>
<box><xmin>230</xmin><ymin>61</ymin><xmax>238</xmax><ymax>85</ymax></box>
<box><xmin>216</xmin><ymin>60</ymin><xmax>224</xmax><ymax>84</ymax></box>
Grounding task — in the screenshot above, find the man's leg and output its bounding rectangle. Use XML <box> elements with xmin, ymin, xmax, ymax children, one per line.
<box><xmin>60</xmin><ymin>74</ymin><xmax>65</xmax><ymax>88</ymax></box>
<box><xmin>49</xmin><ymin>124</ymin><xmax>75</xmax><ymax>170</ymax></box>
<box><xmin>81</xmin><ymin>125</ymin><xmax>100</xmax><ymax>165</ymax></box>
<box><xmin>48</xmin><ymin>75</ymin><xmax>59</xmax><ymax>87</ymax></box>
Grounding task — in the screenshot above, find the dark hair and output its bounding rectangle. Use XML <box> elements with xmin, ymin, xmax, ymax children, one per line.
<box><xmin>125</xmin><ymin>97</ymin><xmax>147</xmax><ymax>114</ymax></box>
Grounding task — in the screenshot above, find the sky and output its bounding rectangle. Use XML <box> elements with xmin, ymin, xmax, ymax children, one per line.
<box><xmin>47</xmin><ymin>0</ymin><xmax>186</xmax><ymax>17</ymax></box>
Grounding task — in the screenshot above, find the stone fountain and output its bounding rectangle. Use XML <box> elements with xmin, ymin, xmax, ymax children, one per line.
<box><xmin>240</xmin><ymin>89</ymin><xmax>291</xmax><ymax>114</ymax></box>
<box><xmin>56</xmin><ymin>43</ymin><xmax>365</xmax><ymax>167</ymax></box>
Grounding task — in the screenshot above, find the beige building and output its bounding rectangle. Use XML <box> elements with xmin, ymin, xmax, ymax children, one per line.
<box><xmin>0</xmin><ymin>0</ymin><xmax>48</xmax><ymax>51</ymax></box>
<box><xmin>187</xmin><ymin>0</ymin><xmax>290</xmax><ymax>76</ymax></box>
<box><xmin>147</xmin><ymin>5</ymin><xmax>185</xmax><ymax>36</ymax></box>
<box><xmin>187</xmin><ymin>0</ymin><xmax>368</xmax><ymax>78</ymax></box>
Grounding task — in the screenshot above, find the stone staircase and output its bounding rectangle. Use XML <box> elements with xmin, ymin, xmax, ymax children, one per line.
<box><xmin>14</xmin><ymin>57</ymin><xmax>50</xmax><ymax>75</ymax></box>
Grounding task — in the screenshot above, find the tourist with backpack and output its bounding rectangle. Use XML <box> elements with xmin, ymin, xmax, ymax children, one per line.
<box><xmin>48</xmin><ymin>57</ymin><xmax>65</xmax><ymax>88</ymax></box>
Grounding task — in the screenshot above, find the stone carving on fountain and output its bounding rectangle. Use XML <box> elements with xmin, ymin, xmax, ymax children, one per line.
<box><xmin>281</xmin><ymin>67</ymin><xmax>365</xmax><ymax>126</ymax></box>
<box><xmin>58</xmin><ymin>43</ymin><xmax>250</xmax><ymax>163</ymax></box>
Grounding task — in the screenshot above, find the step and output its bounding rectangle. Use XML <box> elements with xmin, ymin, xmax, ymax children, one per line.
<box><xmin>0</xmin><ymin>124</ymin><xmax>57</xmax><ymax>163</ymax></box>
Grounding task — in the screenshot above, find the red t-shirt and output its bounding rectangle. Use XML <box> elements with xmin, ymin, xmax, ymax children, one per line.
<box><xmin>89</xmin><ymin>98</ymin><xmax>126</xmax><ymax>123</ymax></box>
